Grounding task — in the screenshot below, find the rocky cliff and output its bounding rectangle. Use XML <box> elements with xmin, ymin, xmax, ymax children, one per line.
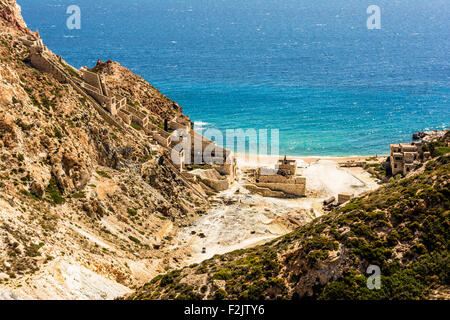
<box><xmin>0</xmin><ymin>0</ymin><xmax>208</xmax><ymax>299</ymax></box>
<box><xmin>0</xmin><ymin>0</ymin><xmax>28</xmax><ymax>33</ymax></box>
<box><xmin>128</xmin><ymin>155</ymin><xmax>449</xmax><ymax>300</ymax></box>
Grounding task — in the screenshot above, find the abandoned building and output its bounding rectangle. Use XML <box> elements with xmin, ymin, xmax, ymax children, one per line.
<box><xmin>387</xmin><ymin>142</ymin><xmax>430</xmax><ymax>176</ymax></box>
<box><xmin>246</xmin><ymin>157</ymin><xmax>306</xmax><ymax>198</ymax></box>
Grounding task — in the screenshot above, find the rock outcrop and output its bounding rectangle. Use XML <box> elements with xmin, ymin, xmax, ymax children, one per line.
<box><xmin>0</xmin><ymin>0</ymin><xmax>29</xmax><ymax>33</ymax></box>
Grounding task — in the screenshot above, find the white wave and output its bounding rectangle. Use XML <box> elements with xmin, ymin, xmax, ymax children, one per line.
<box><xmin>193</xmin><ymin>121</ymin><xmax>211</xmax><ymax>130</ymax></box>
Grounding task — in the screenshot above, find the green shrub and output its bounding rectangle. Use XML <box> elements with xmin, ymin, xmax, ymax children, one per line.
<box><xmin>212</xmin><ymin>268</ymin><xmax>233</xmax><ymax>281</ymax></box>
<box><xmin>45</xmin><ymin>177</ymin><xmax>65</xmax><ymax>205</ymax></box>
<box><xmin>71</xmin><ymin>191</ymin><xmax>86</xmax><ymax>199</ymax></box>
<box><xmin>53</xmin><ymin>126</ymin><xmax>63</xmax><ymax>139</ymax></box>
<box><xmin>127</xmin><ymin>208</ymin><xmax>138</xmax><ymax>217</ymax></box>
<box><xmin>25</xmin><ymin>243</ymin><xmax>44</xmax><ymax>257</ymax></box>
<box><xmin>215</xmin><ymin>289</ymin><xmax>227</xmax><ymax>300</ymax></box>
<box><xmin>128</xmin><ymin>235</ymin><xmax>141</xmax><ymax>244</ymax></box>
<box><xmin>96</xmin><ymin>170</ymin><xmax>111</xmax><ymax>179</ymax></box>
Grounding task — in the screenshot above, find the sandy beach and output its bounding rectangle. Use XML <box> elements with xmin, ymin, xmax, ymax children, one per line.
<box><xmin>235</xmin><ymin>153</ymin><xmax>386</xmax><ymax>168</ymax></box>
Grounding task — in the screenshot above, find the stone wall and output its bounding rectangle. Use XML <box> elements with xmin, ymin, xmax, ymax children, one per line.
<box><xmin>29</xmin><ymin>50</ymin><xmax>66</xmax><ymax>83</ymax></box>
<box><xmin>80</xmin><ymin>83</ymin><xmax>112</xmax><ymax>107</ymax></box>
<box><xmin>215</xmin><ymin>161</ymin><xmax>237</xmax><ymax>182</ymax></box>
<box><xmin>125</xmin><ymin>105</ymin><xmax>148</xmax><ymax>127</ymax></box>
<box><xmin>171</xmin><ymin>150</ymin><xmax>185</xmax><ymax>171</ymax></box>
<box><xmin>80</xmin><ymin>81</ymin><xmax>101</xmax><ymax>95</ymax></box>
<box><xmin>338</xmin><ymin>193</ymin><xmax>354</xmax><ymax>204</ymax></box>
<box><xmin>117</xmin><ymin>109</ymin><xmax>131</xmax><ymax>125</ymax></box>
<box><xmin>82</xmin><ymin>70</ymin><xmax>103</xmax><ymax>93</ymax></box>
<box><xmin>278</xmin><ymin>159</ymin><xmax>297</xmax><ymax>176</ymax></box>
<box><xmin>115</xmin><ymin>96</ymin><xmax>126</xmax><ymax>111</ymax></box>
<box><xmin>29</xmin><ymin>51</ymin><xmax>122</xmax><ymax>129</ymax></box>
<box><xmin>255</xmin><ymin>180</ymin><xmax>306</xmax><ymax>197</ymax></box>
<box><xmin>258</xmin><ymin>174</ymin><xmax>291</xmax><ymax>184</ymax></box>
<box><xmin>151</xmin><ymin>132</ymin><xmax>171</xmax><ymax>148</ymax></box>
<box><xmin>257</xmin><ymin>169</ymin><xmax>305</xmax><ymax>185</ymax></box>
<box><xmin>100</xmin><ymin>74</ymin><xmax>109</xmax><ymax>96</ymax></box>
<box><xmin>403</xmin><ymin>152</ymin><xmax>417</xmax><ymax>164</ymax></box>
<box><xmin>168</xmin><ymin>120</ymin><xmax>190</xmax><ymax>132</ymax></box>
<box><xmin>244</xmin><ymin>184</ymin><xmax>285</xmax><ymax>198</ymax></box>
<box><xmin>389</xmin><ymin>143</ymin><xmax>421</xmax><ymax>176</ymax></box>
<box><xmin>188</xmin><ymin>169</ymin><xmax>229</xmax><ymax>192</ymax></box>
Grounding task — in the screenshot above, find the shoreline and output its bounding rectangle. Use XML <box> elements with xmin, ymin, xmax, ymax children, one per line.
<box><xmin>234</xmin><ymin>153</ymin><xmax>387</xmax><ymax>168</ymax></box>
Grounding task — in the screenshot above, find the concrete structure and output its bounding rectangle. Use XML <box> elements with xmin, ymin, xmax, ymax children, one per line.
<box><xmin>338</xmin><ymin>193</ymin><xmax>354</xmax><ymax>204</ymax></box>
<box><xmin>124</xmin><ymin>104</ymin><xmax>148</xmax><ymax>128</ymax></box>
<box><xmin>255</xmin><ymin>179</ymin><xmax>306</xmax><ymax>198</ymax></box>
<box><xmin>172</xmin><ymin>150</ymin><xmax>185</xmax><ymax>172</ymax></box>
<box><xmin>389</xmin><ymin>143</ymin><xmax>421</xmax><ymax>176</ymax></box>
<box><xmin>188</xmin><ymin>169</ymin><xmax>230</xmax><ymax>192</ymax></box>
<box><xmin>22</xmin><ymin>35</ymin><xmax>236</xmax><ymax>187</ymax></box>
<box><xmin>79</xmin><ymin>68</ymin><xmax>127</xmax><ymax>118</ymax></box>
<box><xmin>385</xmin><ymin>130</ymin><xmax>449</xmax><ymax>176</ymax></box>
<box><xmin>251</xmin><ymin>157</ymin><xmax>306</xmax><ymax>198</ymax></box>
<box><xmin>168</xmin><ymin>120</ymin><xmax>191</xmax><ymax>132</ymax></box>
<box><xmin>19</xmin><ymin>35</ymin><xmax>45</xmax><ymax>49</ymax></box>
<box><xmin>278</xmin><ymin>156</ymin><xmax>297</xmax><ymax>176</ymax></box>
<box><xmin>23</xmin><ymin>40</ymin><xmax>122</xmax><ymax>129</ymax></box>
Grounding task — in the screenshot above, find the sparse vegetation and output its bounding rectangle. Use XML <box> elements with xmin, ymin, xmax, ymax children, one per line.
<box><xmin>130</xmin><ymin>122</ymin><xmax>143</xmax><ymax>131</ymax></box>
<box><xmin>96</xmin><ymin>170</ymin><xmax>111</xmax><ymax>179</ymax></box>
<box><xmin>45</xmin><ymin>177</ymin><xmax>65</xmax><ymax>205</ymax></box>
<box><xmin>127</xmin><ymin>155</ymin><xmax>450</xmax><ymax>300</ymax></box>
<box><xmin>25</xmin><ymin>243</ymin><xmax>44</xmax><ymax>257</ymax></box>
<box><xmin>128</xmin><ymin>235</ymin><xmax>141</xmax><ymax>245</ymax></box>
<box><xmin>71</xmin><ymin>191</ymin><xmax>86</xmax><ymax>199</ymax></box>
<box><xmin>423</xmin><ymin>141</ymin><xmax>450</xmax><ymax>157</ymax></box>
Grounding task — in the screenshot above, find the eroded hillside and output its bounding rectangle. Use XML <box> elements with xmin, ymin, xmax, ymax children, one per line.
<box><xmin>0</xmin><ymin>0</ymin><xmax>208</xmax><ymax>299</ymax></box>
<box><xmin>128</xmin><ymin>155</ymin><xmax>449</xmax><ymax>300</ymax></box>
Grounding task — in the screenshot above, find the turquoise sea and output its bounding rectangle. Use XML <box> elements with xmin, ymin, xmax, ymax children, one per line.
<box><xmin>19</xmin><ymin>0</ymin><xmax>450</xmax><ymax>156</ymax></box>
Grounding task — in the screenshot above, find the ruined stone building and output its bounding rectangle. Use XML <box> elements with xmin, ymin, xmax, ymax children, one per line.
<box><xmin>20</xmin><ymin>34</ymin><xmax>237</xmax><ymax>183</ymax></box>
<box><xmin>78</xmin><ymin>68</ymin><xmax>127</xmax><ymax>118</ymax></box>
<box><xmin>389</xmin><ymin>142</ymin><xmax>430</xmax><ymax>176</ymax></box>
<box><xmin>248</xmin><ymin>157</ymin><xmax>306</xmax><ymax>198</ymax></box>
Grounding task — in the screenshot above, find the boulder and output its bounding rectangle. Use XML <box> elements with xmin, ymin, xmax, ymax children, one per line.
<box><xmin>82</xmin><ymin>199</ymin><xmax>105</xmax><ymax>219</ymax></box>
<box><xmin>30</xmin><ymin>181</ymin><xmax>44</xmax><ymax>198</ymax></box>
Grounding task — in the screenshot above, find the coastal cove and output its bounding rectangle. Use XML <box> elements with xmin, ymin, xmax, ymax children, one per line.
<box><xmin>19</xmin><ymin>0</ymin><xmax>450</xmax><ymax>157</ymax></box>
<box><xmin>0</xmin><ymin>0</ymin><xmax>448</xmax><ymax>302</ymax></box>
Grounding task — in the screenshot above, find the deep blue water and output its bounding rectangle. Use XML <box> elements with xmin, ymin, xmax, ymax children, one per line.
<box><xmin>19</xmin><ymin>0</ymin><xmax>450</xmax><ymax>156</ymax></box>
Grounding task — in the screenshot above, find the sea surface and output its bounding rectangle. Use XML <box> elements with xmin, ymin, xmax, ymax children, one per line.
<box><xmin>19</xmin><ymin>0</ymin><xmax>450</xmax><ymax>156</ymax></box>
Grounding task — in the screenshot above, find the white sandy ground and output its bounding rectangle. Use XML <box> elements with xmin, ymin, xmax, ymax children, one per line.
<box><xmin>0</xmin><ymin>258</ymin><xmax>131</xmax><ymax>300</ymax></box>
<box><xmin>235</xmin><ymin>153</ymin><xmax>385</xmax><ymax>168</ymax></box>
<box><xmin>172</xmin><ymin>155</ymin><xmax>381</xmax><ymax>264</ymax></box>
